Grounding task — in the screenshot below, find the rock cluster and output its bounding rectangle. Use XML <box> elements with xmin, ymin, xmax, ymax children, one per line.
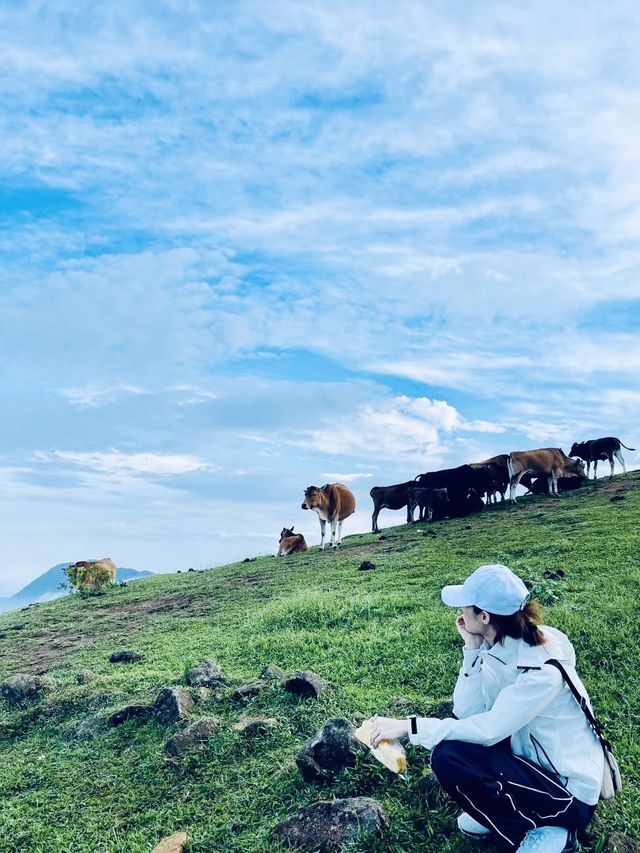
<box><xmin>271</xmin><ymin>797</ymin><xmax>389</xmax><ymax>851</ymax></box>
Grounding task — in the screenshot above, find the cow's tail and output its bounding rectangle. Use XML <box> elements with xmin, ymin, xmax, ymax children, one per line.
<box><xmin>620</xmin><ymin>441</ymin><xmax>636</xmax><ymax>451</ymax></box>
<box><xmin>507</xmin><ymin>454</ymin><xmax>515</xmax><ymax>480</ymax></box>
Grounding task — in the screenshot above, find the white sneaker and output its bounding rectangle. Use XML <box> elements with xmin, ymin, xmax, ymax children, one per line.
<box><xmin>457</xmin><ymin>811</ymin><xmax>493</xmax><ymax>837</ymax></box>
<box><xmin>517</xmin><ymin>826</ymin><xmax>575</xmax><ymax>852</ymax></box>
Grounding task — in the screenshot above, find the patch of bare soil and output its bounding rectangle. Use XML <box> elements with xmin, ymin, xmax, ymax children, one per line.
<box><xmin>0</xmin><ymin>594</ymin><xmax>208</xmax><ymax>675</ymax></box>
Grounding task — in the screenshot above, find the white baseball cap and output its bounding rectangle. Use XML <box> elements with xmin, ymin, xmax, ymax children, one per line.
<box><xmin>441</xmin><ymin>564</ymin><xmax>530</xmax><ymax>616</ymax></box>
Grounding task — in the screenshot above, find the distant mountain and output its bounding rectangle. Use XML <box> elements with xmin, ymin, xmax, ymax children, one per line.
<box><xmin>0</xmin><ymin>562</ymin><xmax>154</xmax><ymax>612</ymax></box>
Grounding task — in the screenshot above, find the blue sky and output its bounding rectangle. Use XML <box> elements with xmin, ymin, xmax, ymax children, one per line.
<box><xmin>2</xmin><ymin>1</ymin><xmax>640</xmax><ymax>594</ymax></box>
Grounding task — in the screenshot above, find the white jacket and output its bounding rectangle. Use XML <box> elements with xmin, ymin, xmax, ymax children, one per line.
<box><xmin>408</xmin><ymin>626</ymin><xmax>603</xmax><ymax>805</ymax></box>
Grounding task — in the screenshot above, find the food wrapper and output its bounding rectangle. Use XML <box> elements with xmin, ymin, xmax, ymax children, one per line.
<box><xmin>354</xmin><ymin>718</ymin><xmax>408</xmax><ymax>774</ymax></box>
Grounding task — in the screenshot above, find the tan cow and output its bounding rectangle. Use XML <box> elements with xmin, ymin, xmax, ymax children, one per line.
<box><xmin>277</xmin><ymin>527</ymin><xmax>308</xmax><ymax>556</ymax></box>
<box><xmin>301</xmin><ymin>483</ymin><xmax>356</xmax><ymax>549</ymax></box>
<box><xmin>507</xmin><ymin>449</ymin><xmax>586</xmax><ymax>502</ymax></box>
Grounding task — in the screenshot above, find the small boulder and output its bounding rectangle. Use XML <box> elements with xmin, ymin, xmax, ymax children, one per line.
<box><xmin>109</xmin><ymin>651</ymin><xmax>142</xmax><ymax>663</ymax></box>
<box><xmin>232</xmin><ymin>713</ymin><xmax>278</xmax><ymax>736</ymax></box>
<box><xmin>378</xmin><ymin>535</ymin><xmax>388</xmax><ymax>540</ymax></box>
<box><xmin>231</xmin><ymin>681</ymin><xmax>266</xmax><ymax>702</ymax></box>
<box><xmin>544</xmin><ymin>569</ymin><xmax>566</xmax><ymax>580</ymax></box>
<box><xmin>164</xmin><ymin>717</ymin><xmax>219</xmax><ymax>757</ymax></box>
<box><xmin>109</xmin><ymin>704</ymin><xmax>153</xmax><ymax>727</ymax></box>
<box><xmin>76</xmin><ymin>670</ymin><xmax>93</xmax><ymax>684</ymax></box>
<box><xmin>605</xmin><ymin>834</ymin><xmax>639</xmax><ymax>853</ymax></box>
<box><xmin>153</xmin><ymin>688</ymin><xmax>193</xmax><ymax>726</ymax></box>
<box><xmin>270</xmin><ymin>797</ymin><xmax>389</xmax><ymax>851</ymax></box>
<box><xmin>0</xmin><ymin>673</ymin><xmax>51</xmax><ymax>705</ymax></box>
<box><xmin>185</xmin><ymin>659</ymin><xmax>226</xmax><ymax>688</ymax></box>
<box><xmin>283</xmin><ymin>670</ymin><xmax>328</xmax><ymax>699</ymax></box>
<box><xmin>190</xmin><ymin>687</ymin><xmax>212</xmax><ymax>703</ymax></box>
<box><xmin>296</xmin><ymin>718</ymin><xmax>363</xmax><ymax>782</ymax></box>
<box><xmin>74</xmin><ymin>714</ymin><xmax>110</xmax><ymax>740</ymax></box>
<box><xmin>151</xmin><ymin>832</ymin><xmax>191</xmax><ymax>853</ymax></box>
<box><xmin>261</xmin><ymin>663</ymin><xmax>286</xmax><ymax>681</ymax></box>
<box><xmin>605</xmin><ymin>833</ymin><xmax>639</xmax><ymax>853</ymax></box>
<box><xmin>358</xmin><ymin>561</ymin><xmax>375</xmax><ymax>571</ymax></box>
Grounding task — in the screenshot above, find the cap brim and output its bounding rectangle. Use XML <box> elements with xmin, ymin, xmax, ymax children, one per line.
<box><xmin>441</xmin><ymin>584</ymin><xmax>472</xmax><ymax>608</ymax></box>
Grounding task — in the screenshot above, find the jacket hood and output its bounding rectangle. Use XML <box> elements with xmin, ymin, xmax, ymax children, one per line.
<box><xmin>517</xmin><ymin>624</ymin><xmax>576</xmax><ymax>668</ymax></box>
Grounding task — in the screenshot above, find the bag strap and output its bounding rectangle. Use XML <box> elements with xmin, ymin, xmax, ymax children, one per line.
<box><xmin>545</xmin><ymin>659</ymin><xmax>613</xmax><ymax>750</ymax></box>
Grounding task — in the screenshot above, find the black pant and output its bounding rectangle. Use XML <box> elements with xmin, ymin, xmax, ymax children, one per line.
<box><xmin>431</xmin><ymin>741</ymin><xmax>595</xmax><ymax>849</ymax></box>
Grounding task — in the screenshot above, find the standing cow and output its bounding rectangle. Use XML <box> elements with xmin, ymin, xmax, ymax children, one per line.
<box><xmin>569</xmin><ymin>437</ymin><xmax>635</xmax><ymax>479</ymax></box>
<box><xmin>301</xmin><ymin>483</ymin><xmax>356</xmax><ymax>549</ymax></box>
<box><xmin>507</xmin><ymin>448</ymin><xmax>585</xmax><ymax>502</ymax></box>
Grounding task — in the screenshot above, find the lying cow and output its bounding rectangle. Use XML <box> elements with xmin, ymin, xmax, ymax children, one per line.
<box><xmin>277</xmin><ymin>527</ymin><xmax>308</xmax><ymax>556</ymax></box>
<box><xmin>527</xmin><ymin>474</ymin><xmax>588</xmax><ymax>495</ymax></box>
<box><xmin>370</xmin><ymin>481</ymin><xmax>414</xmax><ymax>533</ymax></box>
<box><xmin>569</xmin><ymin>437</ymin><xmax>635</xmax><ymax>479</ymax></box>
<box><xmin>302</xmin><ymin>483</ymin><xmax>356</xmax><ymax>549</ymax></box>
<box><xmin>407</xmin><ymin>486</ymin><xmax>449</xmax><ymax>521</ymax></box>
<box><xmin>507</xmin><ymin>448</ymin><xmax>585</xmax><ymax>502</ymax></box>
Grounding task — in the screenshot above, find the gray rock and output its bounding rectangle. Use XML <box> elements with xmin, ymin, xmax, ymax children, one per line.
<box><xmin>270</xmin><ymin>797</ymin><xmax>389</xmax><ymax>851</ymax></box>
<box><xmin>606</xmin><ymin>833</ymin><xmax>640</xmax><ymax>853</ymax></box>
<box><xmin>261</xmin><ymin>664</ymin><xmax>286</xmax><ymax>681</ymax></box>
<box><xmin>185</xmin><ymin>659</ymin><xmax>226</xmax><ymax>688</ymax></box>
<box><xmin>153</xmin><ymin>688</ymin><xmax>193</xmax><ymax>726</ymax></box>
<box><xmin>109</xmin><ymin>704</ymin><xmax>153</xmax><ymax>727</ymax></box>
<box><xmin>0</xmin><ymin>673</ymin><xmax>51</xmax><ymax>705</ymax></box>
<box><xmin>164</xmin><ymin>717</ymin><xmax>219</xmax><ymax>757</ymax></box>
<box><xmin>231</xmin><ymin>681</ymin><xmax>266</xmax><ymax>702</ymax></box>
<box><xmin>190</xmin><ymin>687</ymin><xmax>212</xmax><ymax>703</ymax></box>
<box><xmin>75</xmin><ymin>714</ymin><xmax>109</xmax><ymax>740</ymax></box>
<box><xmin>283</xmin><ymin>670</ymin><xmax>328</xmax><ymax>699</ymax></box>
<box><xmin>109</xmin><ymin>651</ymin><xmax>142</xmax><ymax>663</ymax></box>
<box><xmin>76</xmin><ymin>670</ymin><xmax>93</xmax><ymax>684</ymax></box>
<box><xmin>296</xmin><ymin>718</ymin><xmax>363</xmax><ymax>782</ymax></box>
<box><xmin>232</xmin><ymin>713</ymin><xmax>278</xmax><ymax>736</ymax></box>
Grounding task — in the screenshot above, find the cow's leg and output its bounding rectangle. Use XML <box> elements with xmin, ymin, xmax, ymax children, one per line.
<box><xmin>372</xmin><ymin>506</ymin><xmax>380</xmax><ymax>534</ymax></box>
<box><xmin>330</xmin><ymin>518</ymin><xmax>338</xmax><ymax>548</ymax></box>
<box><xmin>586</xmin><ymin>460</ymin><xmax>591</xmax><ymax>479</ymax></box>
<box><xmin>615</xmin><ymin>450</ymin><xmax>627</xmax><ymax>475</ymax></box>
<box><xmin>593</xmin><ymin>459</ymin><xmax>598</xmax><ymax>479</ymax></box>
<box><xmin>336</xmin><ymin>519</ymin><xmax>343</xmax><ymax>546</ymax></box>
<box><xmin>608</xmin><ymin>453</ymin><xmax>615</xmax><ymax>478</ymax></box>
<box><xmin>319</xmin><ymin>519</ymin><xmax>326</xmax><ymax>549</ymax></box>
<box><xmin>408</xmin><ymin>500</ymin><xmax>414</xmax><ymax>523</ymax></box>
<box><xmin>427</xmin><ymin>500</ymin><xmax>434</xmax><ymax>521</ymax></box>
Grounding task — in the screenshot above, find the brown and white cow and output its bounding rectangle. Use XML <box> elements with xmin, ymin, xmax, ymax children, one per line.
<box><xmin>569</xmin><ymin>437</ymin><xmax>635</xmax><ymax>479</ymax></box>
<box><xmin>301</xmin><ymin>483</ymin><xmax>356</xmax><ymax>549</ymax></box>
<box><xmin>507</xmin><ymin>448</ymin><xmax>585</xmax><ymax>502</ymax></box>
<box><xmin>277</xmin><ymin>527</ymin><xmax>308</xmax><ymax>556</ymax></box>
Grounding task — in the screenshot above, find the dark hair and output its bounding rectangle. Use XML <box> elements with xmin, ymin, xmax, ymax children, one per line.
<box><xmin>473</xmin><ymin>600</ymin><xmax>544</xmax><ymax>647</ymax></box>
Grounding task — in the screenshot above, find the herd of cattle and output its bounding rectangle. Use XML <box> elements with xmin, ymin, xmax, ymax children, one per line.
<box><xmin>276</xmin><ymin>436</ymin><xmax>635</xmax><ymax>553</ymax></box>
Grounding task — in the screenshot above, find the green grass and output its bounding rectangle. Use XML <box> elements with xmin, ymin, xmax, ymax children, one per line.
<box><xmin>0</xmin><ymin>474</ymin><xmax>638</xmax><ymax>852</ymax></box>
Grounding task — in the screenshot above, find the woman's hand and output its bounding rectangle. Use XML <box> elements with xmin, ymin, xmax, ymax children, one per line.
<box><xmin>455</xmin><ymin>614</ymin><xmax>484</xmax><ymax>649</ymax></box>
<box><xmin>369</xmin><ymin>716</ymin><xmax>409</xmax><ymax>748</ymax></box>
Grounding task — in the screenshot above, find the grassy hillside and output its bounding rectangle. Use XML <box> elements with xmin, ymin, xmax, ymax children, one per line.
<box><xmin>0</xmin><ymin>474</ymin><xmax>638</xmax><ymax>852</ymax></box>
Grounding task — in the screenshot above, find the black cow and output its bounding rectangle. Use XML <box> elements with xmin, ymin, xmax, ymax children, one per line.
<box><xmin>407</xmin><ymin>486</ymin><xmax>449</xmax><ymax>521</ymax></box>
<box><xmin>569</xmin><ymin>437</ymin><xmax>635</xmax><ymax>479</ymax></box>
<box><xmin>415</xmin><ymin>464</ymin><xmax>493</xmax><ymax>503</ymax></box>
<box><xmin>370</xmin><ymin>481</ymin><xmax>415</xmax><ymax>533</ymax></box>
<box><xmin>527</xmin><ymin>474</ymin><xmax>588</xmax><ymax>494</ymax></box>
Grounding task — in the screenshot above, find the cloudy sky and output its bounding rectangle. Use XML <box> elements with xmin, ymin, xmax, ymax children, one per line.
<box><xmin>2</xmin><ymin>1</ymin><xmax>639</xmax><ymax>594</ymax></box>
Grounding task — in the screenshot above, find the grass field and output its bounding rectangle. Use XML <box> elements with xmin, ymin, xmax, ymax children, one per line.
<box><xmin>0</xmin><ymin>474</ymin><xmax>638</xmax><ymax>852</ymax></box>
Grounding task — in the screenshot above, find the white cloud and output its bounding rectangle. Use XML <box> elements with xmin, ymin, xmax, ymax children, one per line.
<box><xmin>36</xmin><ymin>450</ymin><xmax>213</xmax><ymax>476</ymax></box>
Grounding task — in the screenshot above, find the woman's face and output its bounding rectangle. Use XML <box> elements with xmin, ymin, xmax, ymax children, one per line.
<box><xmin>460</xmin><ymin>605</ymin><xmax>486</xmax><ymax>635</ymax></box>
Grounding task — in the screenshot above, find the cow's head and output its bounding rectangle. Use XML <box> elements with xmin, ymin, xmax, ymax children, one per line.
<box><xmin>568</xmin><ymin>443</ymin><xmax>580</xmax><ymax>457</ymax></box>
<box><xmin>301</xmin><ymin>486</ymin><xmax>322</xmax><ymax>510</ymax></box>
<box><xmin>572</xmin><ymin>459</ymin><xmax>586</xmax><ymax>478</ymax></box>
<box><xmin>279</xmin><ymin>526</ymin><xmax>294</xmax><ymax>541</ymax></box>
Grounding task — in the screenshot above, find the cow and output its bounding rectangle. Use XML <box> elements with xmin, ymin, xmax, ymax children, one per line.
<box><xmin>470</xmin><ymin>457</ymin><xmax>510</xmax><ymax>503</ymax></box>
<box><xmin>369</xmin><ymin>481</ymin><xmax>414</xmax><ymax>533</ymax></box>
<box><xmin>415</xmin><ymin>464</ymin><xmax>493</xmax><ymax>504</ymax></box>
<box><xmin>407</xmin><ymin>486</ymin><xmax>449</xmax><ymax>522</ymax></box>
<box><xmin>569</xmin><ymin>437</ymin><xmax>636</xmax><ymax>479</ymax></box>
<box><xmin>302</xmin><ymin>483</ymin><xmax>356</xmax><ymax>549</ymax></box>
<box><xmin>507</xmin><ymin>448</ymin><xmax>586</xmax><ymax>502</ymax></box>
<box><xmin>527</xmin><ymin>474</ymin><xmax>588</xmax><ymax>495</ymax></box>
<box><xmin>277</xmin><ymin>527</ymin><xmax>308</xmax><ymax>556</ymax></box>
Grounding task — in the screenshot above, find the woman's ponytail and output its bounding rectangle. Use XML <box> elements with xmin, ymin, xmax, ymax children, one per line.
<box><xmin>473</xmin><ymin>600</ymin><xmax>545</xmax><ymax>646</ymax></box>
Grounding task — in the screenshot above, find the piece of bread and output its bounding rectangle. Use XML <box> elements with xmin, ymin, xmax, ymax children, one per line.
<box><xmin>354</xmin><ymin>719</ymin><xmax>408</xmax><ymax>774</ymax></box>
